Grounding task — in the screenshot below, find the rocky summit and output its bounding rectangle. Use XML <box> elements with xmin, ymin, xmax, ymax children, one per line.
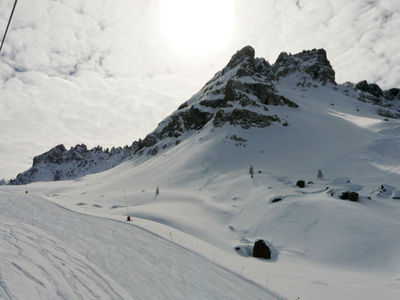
<box><xmin>9</xmin><ymin>45</ymin><xmax>400</xmax><ymax>184</ymax></box>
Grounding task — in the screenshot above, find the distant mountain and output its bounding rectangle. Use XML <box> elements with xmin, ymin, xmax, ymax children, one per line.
<box><xmin>9</xmin><ymin>46</ymin><xmax>400</xmax><ymax>184</ymax></box>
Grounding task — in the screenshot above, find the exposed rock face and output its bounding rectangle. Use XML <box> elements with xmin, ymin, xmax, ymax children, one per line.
<box><xmin>9</xmin><ymin>143</ymin><xmax>139</xmax><ymax>185</ymax></box>
<box><xmin>150</xmin><ymin>45</ymin><xmax>300</xmax><ymax>143</ymax></box>
<box><xmin>353</xmin><ymin>80</ymin><xmax>400</xmax><ymax>119</ymax></box>
<box><xmin>272</xmin><ymin>49</ymin><xmax>336</xmax><ymax>85</ymax></box>
<box><xmin>356</xmin><ymin>80</ymin><xmax>383</xmax><ymax>98</ymax></box>
<box><xmin>225</xmin><ymin>45</ymin><xmax>255</xmax><ymax>72</ymax></box>
<box><xmin>223</xmin><ymin>80</ymin><xmax>298</xmax><ymax>107</ymax></box>
<box><xmin>377</xmin><ymin>108</ymin><xmax>400</xmax><ymax>119</ymax></box>
<box><xmin>33</xmin><ymin>144</ymin><xmax>67</xmax><ymax>166</ymax></box>
<box><xmin>213</xmin><ymin>109</ymin><xmax>280</xmax><ymax>129</ymax></box>
<box><xmin>383</xmin><ymin>88</ymin><xmax>400</xmax><ymax>101</ymax></box>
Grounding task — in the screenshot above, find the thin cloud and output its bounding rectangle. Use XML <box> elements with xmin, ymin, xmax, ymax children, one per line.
<box><xmin>0</xmin><ymin>0</ymin><xmax>399</xmax><ymax>178</ymax></box>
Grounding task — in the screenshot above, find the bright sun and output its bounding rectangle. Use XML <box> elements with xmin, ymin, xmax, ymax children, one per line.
<box><xmin>159</xmin><ymin>0</ymin><xmax>234</xmax><ymax>54</ymax></box>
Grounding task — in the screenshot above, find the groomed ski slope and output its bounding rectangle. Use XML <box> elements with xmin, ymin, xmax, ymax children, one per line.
<box><xmin>0</xmin><ymin>189</ymin><xmax>280</xmax><ymax>300</ymax></box>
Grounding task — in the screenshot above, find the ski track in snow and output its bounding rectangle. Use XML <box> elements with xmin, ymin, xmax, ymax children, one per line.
<box><xmin>0</xmin><ymin>191</ymin><xmax>280</xmax><ymax>300</ymax></box>
<box><xmin>0</xmin><ymin>216</ymin><xmax>131</xmax><ymax>300</ymax></box>
<box><xmin>0</xmin><ymin>269</ymin><xmax>13</xmax><ymax>300</ymax></box>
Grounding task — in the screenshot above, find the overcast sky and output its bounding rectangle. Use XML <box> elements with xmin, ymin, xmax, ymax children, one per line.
<box><xmin>0</xmin><ymin>0</ymin><xmax>399</xmax><ymax>179</ymax></box>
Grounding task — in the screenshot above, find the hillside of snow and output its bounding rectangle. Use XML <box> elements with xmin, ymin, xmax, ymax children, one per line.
<box><xmin>2</xmin><ymin>46</ymin><xmax>400</xmax><ymax>299</ymax></box>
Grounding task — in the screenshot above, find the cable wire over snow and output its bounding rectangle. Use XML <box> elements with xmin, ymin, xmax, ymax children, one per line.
<box><xmin>0</xmin><ymin>0</ymin><xmax>18</xmax><ymax>54</ymax></box>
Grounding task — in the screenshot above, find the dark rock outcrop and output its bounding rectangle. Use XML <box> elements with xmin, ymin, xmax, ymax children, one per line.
<box><xmin>356</xmin><ymin>80</ymin><xmax>383</xmax><ymax>98</ymax></box>
<box><xmin>253</xmin><ymin>240</ymin><xmax>271</xmax><ymax>259</ymax></box>
<box><xmin>351</xmin><ymin>77</ymin><xmax>400</xmax><ymax>120</ymax></box>
<box><xmin>9</xmin><ymin>143</ymin><xmax>137</xmax><ymax>185</ymax></box>
<box><xmin>353</xmin><ymin>80</ymin><xmax>399</xmax><ymax>119</ymax></box>
<box><xmin>225</xmin><ymin>45</ymin><xmax>255</xmax><ymax>72</ymax></box>
<box><xmin>213</xmin><ymin>109</ymin><xmax>280</xmax><ymax>129</ymax></box>
<box><xmin>339</xmin><ymin>191</ymin><xmax>359</xmax><ymax>202</ymax></box>
<box><xmin>377</xmin><ymin>108</ymin><xmax>400</xmax><ymax>119</ymax></box>
<box><xmin>273</xmin><ymin>49</ymin><xmax>336</xmax><ymax>85</ymax></box>
<box><xmin>33</xmin><ymin>144</ymin><xmax>67</xmax><ymax>166</ymax></box>
<box><xmin>383</xmin><ymin>88</ymin><xmax>400</xmax><ymax>101</ymax></box>
<box><xmin>152</xmin><ymin>45</ymin><xmax>300</xmax><ymax>138</ymax></box>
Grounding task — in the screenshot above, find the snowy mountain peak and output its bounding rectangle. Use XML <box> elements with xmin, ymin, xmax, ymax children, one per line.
<box><xmin>226</xmin><ymin>45</ymin><xmax>255</xmax><ymax>69</ymax></box>
<box><xmin>32</xmin><ymin>144</ymin><xmax>67</xmax><ymax>166</ymax></box>
<box><xmin>10</xmin><ymin>143</ymin><xmax>137</xmax><ymax>185</ymax></box>
<box><xmin>148</xmin><ymin>46</ymin><xmax>299</xmax><ymax>146</ymax></box>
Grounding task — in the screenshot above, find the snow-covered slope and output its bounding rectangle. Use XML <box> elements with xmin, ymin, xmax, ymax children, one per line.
<box><xmin>0</xmin><ymin>190</ymin><xmax>279</xmax><ymax>300</ymax></box>
<box><xmin>0</xmin><ymin>217</ymin><xmax>132</xmax><ymax>300</ymax></box>
<box><xmin>3</xmin><ymin>46</ymin><xmax>400</xmax><ymax>299</ymax></box>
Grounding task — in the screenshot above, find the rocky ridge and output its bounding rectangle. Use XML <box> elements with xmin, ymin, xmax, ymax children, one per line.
<box><xmin>9</xmin><ymin>45</ymin><xmax>399</xmax><ymax>184</ymax></box>
<box><xmin>353</xmin><ymin>80</ymin><xmax>400</xmax><ymax>119</ymax></box>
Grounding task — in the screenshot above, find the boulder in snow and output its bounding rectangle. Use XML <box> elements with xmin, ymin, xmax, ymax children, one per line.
<box><xmin>339</xmin><ymin>191</ymin><xmax>359</xmax><ymax>202</ymax></box>
<box><xmin>253</xmin><ymin>240</ymin><xmax>271</xmax><ymax>259</ymax></box>
<box><xmin>296</xmin><ymin>180</ymin><xmax>305</xmax><ymax>188</ymax></box>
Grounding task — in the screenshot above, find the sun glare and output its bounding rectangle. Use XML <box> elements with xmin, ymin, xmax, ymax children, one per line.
<box><xmin>159</xmin><ymin>0</ymin><xmax>234</xmax><ymax>54</ymax></box>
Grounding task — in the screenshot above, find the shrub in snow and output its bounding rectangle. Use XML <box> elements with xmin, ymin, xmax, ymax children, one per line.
<box><xmin>296</xmin><ymin>180</ymin><xmax>305</xmax><ymax>188</ymax></box>
<box><xmin>253</xmin><ymin>240</ymin><xmax>271</xmax><ymax>259</ymax></box>
<box><xmin>249</xmin><ymin>165</ymin><xmax>254</xmax><ymax>178</ymax></box>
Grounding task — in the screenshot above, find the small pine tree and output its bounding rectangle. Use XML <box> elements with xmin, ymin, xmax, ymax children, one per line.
<box><xmin>156</xmin><ymin>186</ymin><xmax>159</xmax><ymax>195</ymax></box>
<box><xmin>317</xmin><ymin>169</ymin><xmax>323</xmax><ymax>179</ymax></box>
<box><xmin>249</xmin><ymin>165</ymin><xmax>254</xmax><ymax>178</ymax></box>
